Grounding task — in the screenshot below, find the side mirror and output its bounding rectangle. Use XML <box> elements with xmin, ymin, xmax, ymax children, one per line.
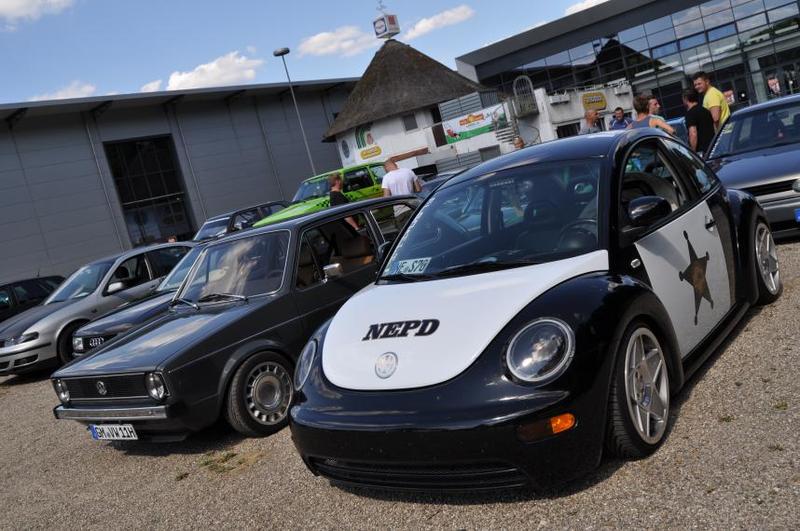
<box><xmin>628</xmin><ymin>196</ymin><xmax>672</xmax><ymax>228</ymax></box>
<box><xmin>376</xmin><ymin>241</ymin><xmax>392</xmax><ymax>266</ymax></box>
<box><xmin>107</xmin><ymin>281</ymin><xmax>126</xmax><ymax>294</ymax></box>
<box><xmin>323</xmin><ymin>263</ymin><xmax>343</xmax><ymax>280</ymax></box>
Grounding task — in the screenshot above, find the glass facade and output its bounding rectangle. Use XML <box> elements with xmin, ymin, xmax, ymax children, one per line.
<box><xmin>485</xmin><ymin>0</ymin><xmax>800</xmax><ymax>120</ymax></box>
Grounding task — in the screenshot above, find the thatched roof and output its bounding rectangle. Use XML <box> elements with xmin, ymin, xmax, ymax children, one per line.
<box><xmin>324</xmin><ymin>39</ymin><xmax>485</xmax><ymax>140</ymax></box>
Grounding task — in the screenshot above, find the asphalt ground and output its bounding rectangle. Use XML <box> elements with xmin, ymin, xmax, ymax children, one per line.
<box><xmin>1</xmin><ymin>242</ymin><xmax>798</xmax><ymax>530</ymax></box>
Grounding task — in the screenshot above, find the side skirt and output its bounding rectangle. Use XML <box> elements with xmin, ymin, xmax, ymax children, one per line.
<box><xmin>681</xmin><ymin>302</ymin><xmax>750</xmax><ymax>384</ymax></box>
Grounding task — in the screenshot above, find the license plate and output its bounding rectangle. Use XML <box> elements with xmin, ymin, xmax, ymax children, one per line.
<box><xmin>795</xmin><ymin>208</ymin><xmax>800</xmax><ymax>223</ymax></box>
<box><xmin>89</xmin><ymin>424</ymin><xmax>138</xmax><ymax>441</ymax></box>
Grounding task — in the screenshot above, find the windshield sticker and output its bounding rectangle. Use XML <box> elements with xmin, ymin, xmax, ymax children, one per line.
<box><xmin>397</xmin><ymin>258</ymin><xmax>431</xmax><ymax>274</ymax></box>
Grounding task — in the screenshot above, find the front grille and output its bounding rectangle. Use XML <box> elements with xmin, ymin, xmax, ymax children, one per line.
<box><xmin>742</xmin><ymin>179</ymin><xmax>798</xmax><ymax>197</ymax></box>
<box><xmin>309</xmin><ymin>458</ymin><xmax>529</xmax><ymax>491</ymax></box>
<box><xmin>64</xmin><ymin>374</ymin><xmax>148</xmax><ymax>400</ymax></box>
<box><xmin>13</xmin><ymin>355</ymin><xmax>37</xmax><ymax>367</ymax></box>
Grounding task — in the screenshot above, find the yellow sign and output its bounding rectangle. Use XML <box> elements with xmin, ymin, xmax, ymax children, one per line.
<box><xmin>360</xmin><ymin>146</ymin><xmax>382</xmax><ymax>159</ymax></box>
<box><xmin>581</xmin><ymin>92</ymin><xmax>607</xmax><ymax>111</ymax></box>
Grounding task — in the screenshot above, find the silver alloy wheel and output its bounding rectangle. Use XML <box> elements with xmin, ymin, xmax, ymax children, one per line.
<box><xmin>623</xmin><ymin>328</ymin><xmax>669</xmax><ymax>445</ymax></box>
<box><xmin>245</xmin><ymin>361</ymin><xmax>293</xmax><ymax>425</ymax></box>
<box><xmin>756</xmin><ymin>223</ymin><xmax>780</xmax><ymax>295</ymax></box>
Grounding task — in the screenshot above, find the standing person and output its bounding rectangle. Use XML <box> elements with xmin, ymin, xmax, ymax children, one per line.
<box><xmin>608</xmin><ymin>107</ymin><xmax>632</xmax><ymax>130</ymax></box>
<box><xmin>648</xmin><ymin>96</ymin><xmax>665</xmax><ymax>120</ymax></box>
<box><xmin>578</xmin><ymin>109</ymin><xmax>601</xmax><ymax>135</ymax></box>
<box><xmin>381</xmin><ymin>160</ymin><xmax>421</xmax><ymax>197</ymax></box>
<box><xmin>513</xmin><ymin>136</ymin><xmax>526</xmax><ymax>150</ymax></box>
<box><xmin>328</xmin><ymin>172</ymin><xmax>349</xmax><ymax>206</ymax></box>
<box><xmin>682</xmin><ymin>88</ymin><xmax>715</xmax><ymax>155</ymax></box>
<box><xmin>692</xmin><ymin>71</ymin><xmax>730</xmax><ymax>131</ymax></box>
<box><xmin>628</xmin><ymin>94</ymin><xmax>676</xmax><ymax>135</ymax></box>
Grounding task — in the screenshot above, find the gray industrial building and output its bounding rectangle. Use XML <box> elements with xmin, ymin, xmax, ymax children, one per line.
<box><xmin>0</xmin><ymin>78</ymin><xmax>356</xmax><ymax>284</ymax></box>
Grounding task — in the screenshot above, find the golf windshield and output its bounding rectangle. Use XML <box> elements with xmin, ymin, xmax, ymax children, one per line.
<box><xmin>47</xmin><ymin>260</ymin><xmax>114</xmax><ymax>303</ymax></box>
<box><xmin>179</xmin><ymin>231</ymin><xmax>290</xmax><ymax>303</ymax></box>
<box><xmin>708</xmin><ymin>100</ymin><xmax>800</xmax><ymax>159</ymax></box>
<box><xmin>157</xmin><ymin>246</ymin><xmax>203</xmax><ymax>292</ymax></box>
<box><xmin>193</xmin><ymin>218</ymin><xmax>229</xmax><ymax>241</ymax></box>
<box><xmin>292</xmin><ymin>177</ymin><xmax>331</xmax><ymax>202</ymax></box>
<box><xmin>381</xmin><ymin>161</ymin><xmax>602</xmax><ymax>281</ymax></box>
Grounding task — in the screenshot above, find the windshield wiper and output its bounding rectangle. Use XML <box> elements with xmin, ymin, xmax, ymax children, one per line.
<box><xmin>379</xmin><ymin>272</ymin><xmax>436</xmax><ymax>283</ymax></box>
<box><xmin>430</xmin><ymin>260</ymin><xmax>540</xmax><ymax>278</ymax></box>
<box><xmin>197</xmin><ymin>292</ymin><xmax>249</xmax><ymax>303</ymax></box>
<box><xmin>171</xmin><ymin>297</ymin><xmax>199</xmax><ymax>310</ymax></box>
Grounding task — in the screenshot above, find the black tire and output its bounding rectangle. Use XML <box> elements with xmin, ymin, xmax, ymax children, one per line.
<box><xmin>753</xmin><ymin>220</ymin><xmax>782</xmax><ymax>305</ymax></box>
<box><xmin>224</xmin><ymin>351</ymin><xmax>294</xmax><ymax>437</ymax></box>
<box><xmin>606</xmin><ymin>320</ymin><xmax>672</xmax><ymax>459</ymax></box>
<box><xmin>56</xmin><ymin>322</ymin><xmax>84</xmax><ymax>365</ymax></box>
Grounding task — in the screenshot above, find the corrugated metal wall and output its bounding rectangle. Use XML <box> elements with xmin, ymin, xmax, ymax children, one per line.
<box><xmin>0</xmin><ymin>87</ymin><xmax>350</xmax><ymax>284</ymax></box>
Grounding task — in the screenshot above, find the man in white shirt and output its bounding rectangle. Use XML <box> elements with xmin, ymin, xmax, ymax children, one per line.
<box><xmin>381</xmin><ymin>160</ymin><xmax>421</xmax><ymax>197</ymax></box>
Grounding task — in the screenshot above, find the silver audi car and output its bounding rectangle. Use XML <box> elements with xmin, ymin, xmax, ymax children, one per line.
<box><xmin>0</xmin><ymin>242</ymin><xmax>192</xmax><ymax>375</ymax></box>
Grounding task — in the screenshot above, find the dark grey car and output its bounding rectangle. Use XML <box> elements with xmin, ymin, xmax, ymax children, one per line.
<box><xmin>706</xmin><ymin>94</ymin><xmax>800</xmax><ymax>238</ymax></box>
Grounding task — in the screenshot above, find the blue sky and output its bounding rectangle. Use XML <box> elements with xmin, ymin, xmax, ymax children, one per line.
<box><xmin>0</xmin><ymin>0</ymin><xmax>603</xmax><ymax>104</ymax></box>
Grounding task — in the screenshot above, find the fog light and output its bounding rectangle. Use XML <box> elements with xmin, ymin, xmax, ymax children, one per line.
<box><xmin>72</xmin><ymin>337</ymin><xmax>85</xmax><ymax>353</ymax></box>
<box><xmin>516</xmin><ymin>413</ymin><xmax>576</xmax><ymax>442</ymax></box>
<box><xmin>145</xmin><ymin>373</ymin><xmax>168</xmax><ymax>401</ymax></box>
<box><xmin>53</xmin><ymin>379</ymin><xmax>70</xmax><ymax>404</ymax></box>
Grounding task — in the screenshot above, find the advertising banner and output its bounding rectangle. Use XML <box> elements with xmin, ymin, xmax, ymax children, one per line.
<box><xmin>443</xmin><ymin>103</ymin><xmax>506</xmax><ymax>144</ymax></box>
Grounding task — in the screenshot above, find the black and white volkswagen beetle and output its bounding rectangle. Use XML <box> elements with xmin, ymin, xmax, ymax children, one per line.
<box><xmin>290</xmin><ymin>129</ymin><xmax>781</xmax><ymax>491</ymax></box>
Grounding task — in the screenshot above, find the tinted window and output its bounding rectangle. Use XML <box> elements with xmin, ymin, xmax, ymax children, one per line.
<box><xmin>157</xmin><ymin>245</ymin><xmax>203</xmax><ymax>292</ymax></box>
<box><xmin>621</xmin><ymin>142</ymin><xmax>692</xmax><ymax>227</ymax></box>
<box><xmin>147</xmin><ymin>246</ymin><xmax>190</xmax><ymax>277</ymax></box>
<box><xmin>293</xmin><ymin>178</ymin><xmax>330</xmax><ymax>202</ymax></box>
<box><xmin>38</xmin><ymin>277</ymin><xmax>62</xmax><ymax>291</ymax></box>
<box><xmin>194</xmin><ymin>218</ymin><xmax>229</xmax><ymax>241</ymax></box>
<box><xmin>296</xmin><ymin>214</ymin><xmax>376</xmax><ymax>289</ymax></box>
<box><xmin>12</xmin><ymin>280</ymin><xmax>49</xmax><ymax>305</ymax></box>
<box><xmin>110</xmin><ymin>254</ymin><xmax>150</xmax><ymax>292</ymax></box>
<box><xmin>370</xmin><ymin>203</ymin><xmax>417</xmax><ymax>242</ymax></box>
<box><xmin>402</xmin><ymin>113</ymin><xmax>418</xmax><ymax>131</ymax></box>
<box><xmin>663</xmin><ymin>140</ymin><xmax>718</xmax><ymax>194</ymax></box>
<box><xmin>262</xmin><ymin>203</ymin><xmax>285</xmax><ymax>217</ymax></box>
<box><xmin>0</xmin><ymin>288</ymin><xmax>11</xmax><ymax>310</ymax></box>
<box><xmin>708</xmin><ymin>100</ymin><xmax>800</xmax><ymax>157</ymax></box>
<box><xmin>231</xmin><ymin>209</ymin><xmax>261</xmax><ymax>231</ymax></box>
<box><xmin>344</xmin><ymin>169</ymin><xmax>373</xmax><ymax>192</ymax></box>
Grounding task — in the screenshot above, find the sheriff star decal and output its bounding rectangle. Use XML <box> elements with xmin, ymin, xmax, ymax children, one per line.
<box><xmin>678</xmin><ymin>231</ymin><xmax>714</xmax><ymax>325</ymax></box>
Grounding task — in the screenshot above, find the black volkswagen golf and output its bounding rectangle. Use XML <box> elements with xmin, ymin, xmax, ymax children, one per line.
<box><xmin>51</xmin><ymin>196</ymin><xmax>418</xmax><ymax>442</ymax></box>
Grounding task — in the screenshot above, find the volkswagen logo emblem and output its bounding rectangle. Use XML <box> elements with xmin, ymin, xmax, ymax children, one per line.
<box><xmin>375</xmin><ymin>352</ymin><xmax>398</xmax><ymax>379</ymax></box>
<box><xmin>96</xmin><ymin>381</ymin><xmax>107</xmax><ymax>396</ymax></box>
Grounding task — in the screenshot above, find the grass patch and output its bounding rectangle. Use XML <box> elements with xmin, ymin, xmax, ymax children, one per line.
<box><xmin>718</xmin><ymin>415</ymin><xmax>734</xmax><ymax>423</ymax></box>
<box><xmin>773</xmin><ymin>401</ymin><xmax>788</xmax><ymax>411</ymax></box>
<box><xmin>175</xmin><ymin>472</ymin><xmax>189</xmax><ymax>481</ymax></box>
<box><xmin>198</xmin><ymin>450</ymin><xmax>261</xmax><ymax>474</ymax></box>
<box><xmin>767</xmin><ymin>444</ymin><xmax>784</xmax><ymax>452</ymax></box>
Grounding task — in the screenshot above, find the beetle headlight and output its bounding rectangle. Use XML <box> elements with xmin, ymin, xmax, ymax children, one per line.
<box><xmin>3</xmin><ymin>332</ymin><xmax>39</xmax><ymax>348</ymax></box>
<box><xmin>506</xmin><ymin>318</ymin><xmax>575</xmax><ymax>384</ymax></box>
<box><xmin>145</xmin><ymin>373</ymin><xmax>168</xmax><ymax>401</ymax></box>
<box><xmin>294</xmin><ymin>339</ymin><xmax>317</xmax><ymax>390</ymax></box>
<box><xmin>53</xmin><ymin>379</ymin><xmax>70</xmax><ymax>403</ymax></box>
<box><xmin>72</xmin><ymin>336</ymin><xmax>85</xmax><ymax>353</ymax></box>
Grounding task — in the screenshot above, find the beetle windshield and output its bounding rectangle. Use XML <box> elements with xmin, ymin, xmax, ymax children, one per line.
<box><xmin>179</xmin><ymin>231</ymin><xmax>290</xmax><ymax>303</ymax></box>
<box><xmin>157</xmin><ymin>245</ymin><xmax>203</xmax><ymax>292</ymax></box>
<box><xmin>193</xmin><ymin>218</ymin><xmax>229</xmax><ymax>241</ymax></box>
<box><xmin>708</xmin><ymin>100</ymin><xmax>800</xmax><ymax>159</ymax></box>
<box><xmin>46</xmin><ymin>260</ymin><xmax>114</xmax><ymax>303</ymax></box>
<box><xmin>292</xmin><ymin>177</ymin><xmax>331</xmax><ymax>203</ymax></box>
<box><xmin>381</xmin><ymin>161</ymin><xmax>602</xmax><ymax>281</ymax></box>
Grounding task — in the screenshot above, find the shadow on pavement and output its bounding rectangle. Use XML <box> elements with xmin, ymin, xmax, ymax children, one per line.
<box><xmin>0</xmin><ymin>368</ymin><xmax>55</xmax><ymax>387</ymax></box>
<box><xmin>112</xmin><ymin>421</ymin><xmax>247</xmax><ymax>457</ymax></box>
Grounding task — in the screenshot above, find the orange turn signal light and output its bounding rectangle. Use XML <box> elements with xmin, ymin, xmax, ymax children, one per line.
<box><xmin>550</xmin><ymin>413</ymin><xmax>576</xmax><ymax>434</ymax></box>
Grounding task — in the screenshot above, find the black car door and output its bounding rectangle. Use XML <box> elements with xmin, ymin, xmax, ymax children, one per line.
<box><xmin>292</xmin><ymin>211</ymin><xmax>381</xmax><ymax>335</ymax></box>
<box><xmin>0</xmin><ymin>286</ymin><xmax>15</xmax><ymax>322</ymax></box>
<box><xmin>10</xmin><ymin>280</ymin><xmax>50</xmax><ymax>313</ymax></box>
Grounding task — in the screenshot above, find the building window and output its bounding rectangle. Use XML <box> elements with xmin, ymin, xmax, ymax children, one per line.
<box><xmin>104</xmin><ymin>136</ymin><xmax>194</xmax><ymax>246</ymax></box>
<box><xmin>402</xmin><ymin>112</ymin><xmax>418</xmax><ymax>132</ymax></box>
<box><xmin>429</xmin><ymin>105</ymin><xmax>442</xmax><ymax>124</ymax></box>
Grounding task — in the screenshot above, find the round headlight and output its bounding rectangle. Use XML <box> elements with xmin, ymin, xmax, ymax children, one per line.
<box><xmin>506</xmin><ymin>318</ymin><xmax>575</xmax><ymax>384</ymax></box>
<box><xmin>294</xmin><ymin>339</ymin><xmax>317</xmax><ymax>390</ymax></box>
<box><xmin>145</xmin><ymin>373</ymin><xmax>168</xmax><ymax>400</ymax></box>
<box><xmin>53</xmin><ymin>379</ymin><xmax>70</xmax><ymax>403</ymax></box>
<box><xmin>72</xmin><ymin>336</ymin><xmax>85</xmax><ymax>353</ymax></box>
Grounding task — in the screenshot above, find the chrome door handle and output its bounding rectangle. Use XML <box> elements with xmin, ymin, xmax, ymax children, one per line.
<box><xmin>705</xmin><ymin>216</ymin><xmax>716</xmax><ymax>231</ymax></box>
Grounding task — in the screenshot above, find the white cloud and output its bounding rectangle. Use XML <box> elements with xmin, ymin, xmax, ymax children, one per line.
<box><xmin>298</xmin><ymin>25</ymin><xmax>377</xmax><ymax>57</ymax></box>
<box><xmin>166</xmin><ymin>51</ymin><xmax>264</xmax><ymax>90</ymax></box>
<box><xmin>403</xmin><ymin>5</ymin><xmax>475</xmax><ymax>41</ymax></box>
<box><xmin>0</xmin><ymin>0</ymin><xmax>73</xmax><ymax>22</ymax></box>
<box><xmin>245</xmin><ymin>44</ymin><xmax>257</xmax><ymax>55</ymax></box>
<box><xmin>565</xmin><ymin>0</ymin><xmax>608</xmax><ymax>16</ymax></box>
<box><xmin>29</xmin><ymin>80</ymin><xmax>96</xmax><ymax>101</ymax></box>
<box><xmin>139</xmin><ymin>79</ymin><xmax>162</xmax><ymax>92</ymax></box>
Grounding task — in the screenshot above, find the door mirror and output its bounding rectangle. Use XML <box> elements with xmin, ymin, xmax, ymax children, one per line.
<box><xmin>323</xmin><ymin>263</ymin><xmax>343</xmax><ymax>280</ymax></box>
<box><xmin>107</xmin><ymin>281</ymin><xmax>127</xmax><ymax>294</ymax></box>
<box><xmin>376</xmin><ymin>241</ymin><xmax>392</xmax><ymax>266</ymax></box>
<box><xmin>628</xmin><ymin>196</ymin><xmax>672</xmax><ymax>228</ymax></box>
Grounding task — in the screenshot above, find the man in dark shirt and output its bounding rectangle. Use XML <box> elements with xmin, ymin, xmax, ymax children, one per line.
<box><xmin>608</xmin><ymin>107</ymin><xmax>632</xmax><ymax>130</ymax></box>
<box><xmin>683</xmin><ymin>88</ymin><xmax>714</xmax><ymax>155</ymax></box>
<box><xmin>328</xmin><ymin>172</ymin><xmax>349</xmax><ymax>206</ymax></box>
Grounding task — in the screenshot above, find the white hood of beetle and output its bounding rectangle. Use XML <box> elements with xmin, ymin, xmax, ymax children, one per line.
<box><xmin>323</xmin><ymin>250</ymin><xmax>608</xmax><ymax>391</ymax></box>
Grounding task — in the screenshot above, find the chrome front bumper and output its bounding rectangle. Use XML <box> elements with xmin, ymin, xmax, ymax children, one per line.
<box><xmin>0</xmin><ymin>341</ymin><xmax>56</xmax><ymax>373</ymax></box>
<box><xmin>53</xmin><ymin>405</ymin><xmax>168</xmax><ymax>421</ymax></box>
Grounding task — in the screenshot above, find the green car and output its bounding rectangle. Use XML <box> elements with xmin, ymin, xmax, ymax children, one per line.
<box><xmin>253</xmin><ymin>163</ymin><xmax>387</xmax><ymax>228</ymax></box>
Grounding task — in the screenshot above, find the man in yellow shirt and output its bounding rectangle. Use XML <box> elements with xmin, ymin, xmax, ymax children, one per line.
<box><xmin>692</xmin><ymin>71</ymin><xmax>730</xmax><ymax>131</ymax></box>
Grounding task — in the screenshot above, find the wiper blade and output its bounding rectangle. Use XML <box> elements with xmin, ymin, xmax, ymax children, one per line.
<box><xmin>379</xmin><ymin>272</ymin><xmax>436</xmax><ymax>283</ymax></box>
<box><xmin>197</xmin><ymin>292</ymin><xmax>249</xmax><ymax>303</ymax></box>
<box><xmin>170</xmin><ymin>297</ymin><xmax>199</xmax><ymax>310</ymax></box>
<box><xmin>431</xmin><ymin>260</ymin><xmax>539</xmax><ymax>278</ymax></box>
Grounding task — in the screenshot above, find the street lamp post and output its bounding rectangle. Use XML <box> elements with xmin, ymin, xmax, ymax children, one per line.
<box><xmin>273</xmin><ymin>47</ymin><xmax>317</xmax><ymax>176</ymax></box>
